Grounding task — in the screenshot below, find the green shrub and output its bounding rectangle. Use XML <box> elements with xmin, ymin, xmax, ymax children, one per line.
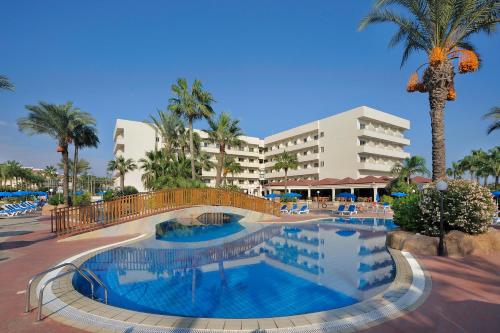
<box><xmin>419</xmin><ymin>180</ymin><xmax>496</xmax><ymax>235</ymax></box>
<box><xmin>103</xmin><ymin>190</ymin><xmax>115</xmax><ymax>202</ymax></box>
<box><xmin>114</xmin><ymin>186</ymin><xmax>139</xmax><ymax>197</ymax></box>
<box><xmin>380</xmin><ymin>195</ymin><xmax>394</xmax><ymax>205</ymax></box>
<box><xmin>48</xmin><ymin>195</ymin><xmax>64</xmax><ymax>205</ymax></box>
<box><xmin>73</xmin><ymin>192</ymin><xmax>91</xmax><ymax>206</ymax></box>
<box><xmin>392</xmin><ymin>193</ymin><xmax>422</xmax><ymax>232</ymax></box>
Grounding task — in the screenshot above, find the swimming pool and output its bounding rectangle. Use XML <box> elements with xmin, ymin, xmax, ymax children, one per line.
<box><xmin>73</xmin><ymin>217</ymin><xmax>396</xmax><ymax>318</ymax></box>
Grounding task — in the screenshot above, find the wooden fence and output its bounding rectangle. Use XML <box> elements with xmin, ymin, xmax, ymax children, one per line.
<box><xmin>51</xmin><ymin>188</ymin><xmax>281</xmax><ymax>236</ymax></box>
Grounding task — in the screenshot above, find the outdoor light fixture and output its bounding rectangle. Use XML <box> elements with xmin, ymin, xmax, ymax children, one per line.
<box><xmin>436</xmin><ymin>180</ymin><xmax>448</xmax><ymax>256</ymax></box>
<box><xmin>316</xmin><ymin>190</ymin><xmax>320</xmax><ymax>209</ymax></box>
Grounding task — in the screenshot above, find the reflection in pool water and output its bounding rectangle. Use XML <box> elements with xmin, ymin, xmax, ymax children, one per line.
<box><xmin>74</xmin><ymin>218</ymin><xmax>396</xmax><ymax>318</ymax></box>
<box><xmin>155</xmin><ymin>213</ymin><xmax>244</xmax><ymax>242</ymax></box>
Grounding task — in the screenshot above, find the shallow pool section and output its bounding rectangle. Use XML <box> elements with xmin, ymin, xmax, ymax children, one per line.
<box><xmin>155</xmin><ymin>213</ymin><xmax>244</xmax><ymax>242</ymax></box>
<box><xmin>74</xmin><ymin>217</ymin><xmax>396</xmax><ymax>318</ymax></box>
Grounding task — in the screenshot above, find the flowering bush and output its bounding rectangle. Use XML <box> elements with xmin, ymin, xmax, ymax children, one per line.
<box><xmin>394</xmin><ymin>180</ymin><xmax>496</xmax><ymax>236</ymax></box>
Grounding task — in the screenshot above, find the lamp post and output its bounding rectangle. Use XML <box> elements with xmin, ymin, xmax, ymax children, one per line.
<box><xmin>436</xmin><ymin>180</ymin><xmax>448</xmax><ymax>256</ymax></box>
<box><xmin>316</xmin><ymin>190</ymin><xmax>320</xmax><ymax>209</ymax></box>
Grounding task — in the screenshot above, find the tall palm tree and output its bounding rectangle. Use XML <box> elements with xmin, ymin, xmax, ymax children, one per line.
<box><xmin>360</xmin><ymin>0</ymin><xmax>499</xmax><ymax>180</ymax></box>
<box><xmin>4</xmin><ymin>160</ymin><xmax>22</xmax><ymax>187</ymax></box>
<box><xmin>446</xmin><ymin>161</ymin><xmax>464</xmax><ymax>179</ymax></box>
<box><xmin>391</xmin><ymin>156</ymin><xmax>430</xmax><ymax>184</ymax></box>
<box><xmin>0</xmin><ymin>75</ymin><xmax>14</xmax><ymax>91</ymax></box>
<box><xmin>72</xmin><ymin>124</ymin><xmax>99</xmax><ymax>197</ymax></box>
<box><xmin>223</xmin><ymin>156</ymin><xmax>243</xmax><ymax>185</ymax></box>
<box><xmin>205</xmin><ymin>112</ymin><xmax>243</xmax><ymax>186</ymax></box>
<box><xmin>18</xmin><ymin>102</ymin><xmax>94</xmax><ymax>203</ymax></box>
<box><xmin>168</xmin><ymin>78</ymin><xmax>214</xmax><ymax>179</ymax></box>
<box><xmin>273</xmin><ymin>151</ymin><xmax>299</xmax><ymax>193</ymax></box>
<box><xmin>107</xmin><ymin>156</ymin><xmax>137</xmax><ymax>190</ymax></box>
<box><xmin>145</xmin><ymin>110</ymin><xmax>184</xmax><ymax>156</ymax></box>
<box><xmin>483</xmin><ymin>106</ymin><xmax>500</xmax><ymax>135</ymax></box>
<box><xmin>139</xmin><ymin>150</ymin><xmax>169</xmax><ymax>190</ymax></box>
<box><xmin>487</xmin><ymin>146</ymin><xmax>500</xmax><ymax>189</ymax></box>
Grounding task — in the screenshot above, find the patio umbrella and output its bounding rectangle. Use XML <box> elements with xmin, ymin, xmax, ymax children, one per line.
<box><xmin>264</xmin><ymin>193</ymin><xmax>281</xmax><ymax>199</ymax></box>
<box><xmin>336</xmin><ymin>192</ymin><xmax>356</xmax><ymax>200</ymax></box>
<box><xmin>336</xmin><ymin>230</ymin><xmax>356</xmax><ymax>237</ymax></box>
<box><xmin>282</xmin><ymin>192</ymin><xmax>302</xmax><ymax>198</ymax></box>
<box><xmin>391</xmin><ymin>192</ymin><xmax>407</xmax><ymax>198</ymax></box>
<box><xmin>492</xmin><ymin>191</ymin><xmax>500</xmax><ymax>198</ymax></box>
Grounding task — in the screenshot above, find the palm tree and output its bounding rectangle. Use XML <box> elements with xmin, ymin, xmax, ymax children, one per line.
<box><xmin>487</xmin><ymin>147</ymin><xmax>500</xmax><ymax>189</ymax></box>
<box><xmin>59</xmin><ymin>158</ymin><xmax>91</xmax><ymax>185</ymax></box>
<box><xmin>0</xmin><ymin>75</ymin><xmax>14</xmax><ymax>91</ymax></box>
<box><xmin>3</xmin><ymin>160</ymin><xmax>22</xmax><ymax>187</ymax></box>
<box><xmin>446</xmin><ymin>161</ymin><xmax>463</xmax><ymax>179</ymax></box>
<box><xmin>391</xmin><ymin>156</ymin><xmax>430</xmax><ymax>184</ymax></box>
<box><xmin>18</xmin><ymin>102</ymin><xmax>94</xmax><ymax>203</ymax></box>
<box><xmin>223</xmin><ymin>156</ymin><xmax>243</xmax><ymax>185</ymax></box>
<box><xmin>483</xmin><ymin>106</ymin><xmax>500</xmax><ymax>135</ymax></box>
<box><xmin>145</xmin><ymin>110</ymin><xmax>184</xmax><ymax>156</ymax></box>
<box><xmin>139</xmin><ymin>150</ymin><xmax>169</xmax><ymax>190</ymax></box>
<box><xmin>360</xmin><ymin>0</ymin><xmax>499</xmax><ymax>180</ymax></box>
<box><xmin>196</xmin><ymin>151</ymin><xmax>215</xmax><ymax>175</ymax></box>
<box><xmin>205</xmin><ymin>112</ymin><xmax>243</xmax><ymax>186</ymax></box>
<box><xmin>168</xmin><ymin>78</ymin><xmax>214</xmax><ymax>179</ymax></box>
<box><xmin>107</xmin><ymin>156</ymin><xmax>137</xmax><ymax>190</ymax></box>
<box><xmin>72</xmin><ymin>124</ymin><xmax>99</xmax><ymax>197</ymax></box>
<box><xmin>273</xmin><ymin>151</ymin><xmax>299</xmax><ymax>193</ymax></box>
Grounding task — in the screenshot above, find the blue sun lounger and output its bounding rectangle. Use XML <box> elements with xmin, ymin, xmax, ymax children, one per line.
<box><xmin>333</xmin><ymin>204</ymin><xmax>345</xmax><ymax>215</ymax></box>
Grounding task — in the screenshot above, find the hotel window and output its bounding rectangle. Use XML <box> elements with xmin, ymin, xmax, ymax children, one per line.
<box><xmin>239</xmin><ymin>180</ymin><xmax>244</xmax><ymax>184</ymax></box>
<box><xmin>320</xmin><ymin>132</ymin><xmax>324</xmax><ymax>137</ymax></box>
<box><xmin>314</xmin><ymin>148</ymin><xmax>318</xmax><ymax>153</ymax></box>
<box><xmin>238</xmin><ymin>157</ymin><xmax>244</xmax><ymax>162</ymax></box>
<box><xmin>360</xmin><ymin>140</ymin><xmax>366</xmax><ymax>146</ymax></box>
<box><xmin>320</xmin><ymin>161</ymin><xmax>325</xmax><ymax>167</ymax></box>
<box><xmin>155</xmin><ymin>137</ymin><xmax>160</xmax><ymax>142</ymax></box>
<box><xmin>302</xmin><ymin>151</ymin><xmax>307</xmax><ymax>156</ymax></box>
<box><xmin>249</xmin><ymin>169</ymin><xmax>255</xmax><ymax>174</ymax></box>
<box><xmin>320</xmin><ymin>147</ymin><xmax>325</xmax><ymax>153</ymax></box>
<box><xmin>360</xmin><ymin>156</ymin><xmax>367</xmax><ymax>162</ymax></box>
<box><xmin>203</xmin><ymin>142</ymin><xmax>208</xmax><ymax>147</ymax></box>
<box><xmin>249</xmin><ymin>180</ymin><xmax>255</xmax><ymax>184</ymax></box>
<box><xmin>360</xmin><ymin>123</ymin><xmax>366</xmax><ymax>129</ymax></box>
<box><xmin>249</xmin><ymin>158</ymin><xmax>254</xmax><ymax>163</ymax></box>
<box><xmin>249</xmin><ymin>147</ymin><xmax>254</xmax><ymax>152</ymax></box>
<box><xmin>314</xmin><ymin>135</ymin><xmax>318</xmax><ymax>140</ymax></box>
<box><xmin>314</xmin><ymin>162</ymin><xmax>319</xmax><ymax>168</ymax></box>
<box><xmin>293</xmin><ymin>140</ymin><xmax>298</xmax><ymax>145</ymax></box>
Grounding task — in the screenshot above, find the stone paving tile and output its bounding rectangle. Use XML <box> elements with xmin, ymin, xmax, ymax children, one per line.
<box><xmin>224</xmin><ymin>319</ymin><xmax>242</xmax><ymax>330</ymax></box>
<box><xmin>189</xmin><ymin>319</ymin><xmax>209</xmax><ymax>329</ymax></box>
<box><xmin>173</xmin><ymin>317</ymin><xmax>194</xmax><ymax>328</ymax></box>
<box><xmin>126</xmin><ymin>313</ymin><xmax>150</xmax><ymax>324</ymax></box>
<box><xmin>206</xmin><ymin>319</ymin><xmax>226</xmax><ymax>329</ymax></box>
<box><xmin>274</xmin><ymin>317</ymin><xmax>294</xmax><ymax>328</ymax></box>
<box><xmin>156</xmin><ymin>316</ymin><xmax>178</xmax><ymax>327</ymax></box>
<box><xmin>241</xmin><ymin>319</ymin><xmax>259</xmax><ymax>330</ymax></box>
<box><xmin>289</xmin><ymin>315</ymin><xmax>311</xmax><ymax>326</ymax></box>
<box><xmin>140</xmin><ymin>315</ymin><xmax>164</xmax><ymax>326</ymax></box>
<box><xmin>258</xmin><ymin>319</ymin><xmax>277</xmax><ymax>329</ymax></box>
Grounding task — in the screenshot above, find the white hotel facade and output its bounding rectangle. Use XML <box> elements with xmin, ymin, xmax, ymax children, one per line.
<box><xmin>113</xmin><ymin>106</ymin><xmax>411</xmax><ymax>197</ymax></box>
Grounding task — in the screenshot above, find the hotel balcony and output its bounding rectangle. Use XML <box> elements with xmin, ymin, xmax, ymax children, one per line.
<box><xmin>358</xmin><ymin>162</ymin><xmax>393</xmax><ymax>173</ymax></box>
<box><xmin>265</xmin><ymin>140</ymin><xmax>318</xmax><ymax>157</ymax></box>
<box><xmin>358</xmin><ymin>129</ymin><xmax>410</xmax><ymax>146</ymax></box>
<box><xmin>358</xmin><ymin>146</ymin><xmax>410</xmax><ymax>159</ymax></box>
<box><xmin>267</xmin><ymin>167</ymin><xmax>319</xmax><ymax>178</ymax></box>
<box><xmin>114</xmin><ymin>143</ymin><xmax>124</xmax><ymax>154</ymax></box>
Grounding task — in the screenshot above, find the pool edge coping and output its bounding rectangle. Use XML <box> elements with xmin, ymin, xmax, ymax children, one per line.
<box><xmin>34</xmin><ymin>230</ymin><xmax>431</xmax><ymax>333</ymax></box>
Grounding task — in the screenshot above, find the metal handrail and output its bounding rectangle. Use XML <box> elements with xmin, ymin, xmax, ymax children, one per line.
<box><xmin>81</xmin><ymin>267</ymin><xmax>108</xmax><ymax>304</ymax></box>
<box><xmin>25</xmin><ymin>262</ymin><xmax>94</xmax><ymax>313</ymax></box>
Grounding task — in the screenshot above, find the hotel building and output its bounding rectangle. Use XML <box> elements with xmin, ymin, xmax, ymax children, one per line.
<box><xmin>113</xmin><ymin>106</ymin><xmax>411</xmax><ymax>197</ymax></box>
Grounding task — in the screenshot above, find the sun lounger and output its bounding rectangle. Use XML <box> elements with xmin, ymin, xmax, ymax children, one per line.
<box><xmin>297</xmin><ymin>204</ymin><xmax>309</xmax><ymax>214</ymax></box>
<box><xmin>289</xmin><ymin>203</ymin><xmax>299</xmax><ymax>214</ymax></box>
<box><xmin>0</xmin><ymin>208</ymin><xmax>19</xmax><ymax>217</ymax></box>
<box><xmin>342</xmin><ymin>205</ymin><xmax>357</xmax><ymax>215</ymax></box>
<box><xmin>280</xmin><ymin>204</ymin><xmax>289</xmax><ymax>213</ymax></box>
<box><xmin>333</xmin><ymin>204</ymin><xmax>345</xmax><ymax>215</ymax></box>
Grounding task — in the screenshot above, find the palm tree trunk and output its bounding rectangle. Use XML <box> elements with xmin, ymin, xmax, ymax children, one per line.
<box><xmin>424</xmin><ymin>62</ymin><xmax>453</xmax><ymax>181</ymax></box>
<box><xmin>495</xmin><ymin>175</ymin><xmax>499</xmax><ymax>189</ymax></box>
<box><xmin>284</xmin><ymin>169</ymin><xmax>288</xmax><ymax>193</ymax></box>
<box><xmin>188</xmin><ymin>118</ymin><xmax>196</xmax><ymax>180</ymax></box>
<box><xmin>120</xmin><ymin>174</ymin><xmax>125</xmax><ymax>190</ymax></box>
<box><xmin>72</xmin><ymin>146</ymin><xmax>79</xmax><ymax>198</ymax></box>
<box><xmin>215</xmin><ymin>146</ymin><xmax>225</xmax><ymax>186</ymax></box>
<box><xmin>62</xmin><ymin>147</ymin><xmax>70</xmax><ymax>204</ymax></box>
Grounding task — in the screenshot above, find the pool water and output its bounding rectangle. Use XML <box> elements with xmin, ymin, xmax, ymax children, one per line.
<box><xmin>155</xmin><ymin>213</ymin><xmax>244</xmax><ymax>242</ymax></box>
<box><xmin>74</xmin><ymin>217</ymin><xmax>396</xmax><ymax>318</ymax></box>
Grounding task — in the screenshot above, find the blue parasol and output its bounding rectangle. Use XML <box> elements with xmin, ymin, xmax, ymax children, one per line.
<box><xmin>391</xmin><ymin>192</ymin><xmax>407</xmax><ymax>198</ymax></box>
<box><xmin>264</xmin><ymin>193</ymin><xmax>281</xmax><ymax>199</ymax></box>
<box><xmin>336</xmin><ymin>192</ymin><xmax>356</xmax><ymax>200</ymax></box>
<box><xmin>282</xmin><ymin>192</ymin><xmax>302</xmax><ymax>198</ymax></box>
<box><xmin>492</xmin><ymin>191</ymin><xmax>500</xmax><ymax>198</ymax></box>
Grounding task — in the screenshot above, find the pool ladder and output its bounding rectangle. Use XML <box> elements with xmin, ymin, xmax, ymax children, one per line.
<box><xmin>25</xmin><ymin>263</ymin><xmax>108</xmax><ymax>321</ymax></box>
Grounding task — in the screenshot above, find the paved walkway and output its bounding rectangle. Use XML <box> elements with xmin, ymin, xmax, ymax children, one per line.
<box><xmin>0</xmin><ymin>214</ymin><xmax>498</xmax><ymax>333</ymax></box>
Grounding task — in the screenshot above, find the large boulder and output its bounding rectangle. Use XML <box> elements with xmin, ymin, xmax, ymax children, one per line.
<box><xmin>386</xmin><ymin>228</ymin><xmax>500</xmax><ymax>257</ymax></box>
<box><xmin>401</xmin><ymin>233</ymin><xmax>439</xmax><ymax>256</ymax></box>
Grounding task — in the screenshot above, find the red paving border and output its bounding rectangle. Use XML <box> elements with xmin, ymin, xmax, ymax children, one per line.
<box><xmin>1</xmin><ymin>215</ymin><xmax>499</xmax><ymax>333</ymax></box>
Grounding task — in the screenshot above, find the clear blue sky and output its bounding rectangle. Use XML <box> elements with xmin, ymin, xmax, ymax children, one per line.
<box><xmin>1</xmin><ymin>0</ymin><xmax>498</xmax><ymax>176</ymax></box>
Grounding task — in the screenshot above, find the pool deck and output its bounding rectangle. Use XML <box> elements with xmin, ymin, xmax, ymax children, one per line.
<box><xmin>1</xmin><ymin>213</ymin><xmax>499</xmax><ymax>333</ymax></box>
